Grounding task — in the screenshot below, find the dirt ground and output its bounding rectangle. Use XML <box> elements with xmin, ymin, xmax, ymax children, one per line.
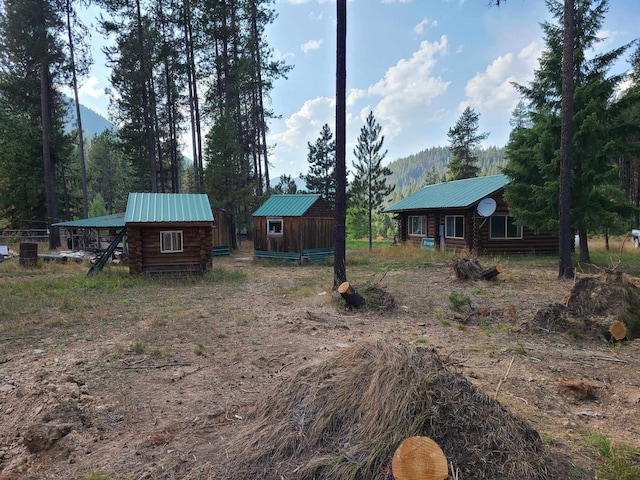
<box><xmin>1</xmin><ymin>247</ymin><xmax>639</xmax><ymax>479</ymax></box>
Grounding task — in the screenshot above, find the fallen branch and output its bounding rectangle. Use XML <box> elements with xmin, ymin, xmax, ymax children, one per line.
<box><xmin>494</xmin><ymin>356</ymin><xmax>515</xmax><ymax>400</ymax></box>
<box><xmin>122</xmin><ymin>362</ymin><xmax>192</xmax><ymax>370</ymax></box>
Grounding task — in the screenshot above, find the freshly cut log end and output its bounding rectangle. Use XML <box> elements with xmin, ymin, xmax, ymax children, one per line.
<box><xmin>481</xmin><ymin>262</ymin><xmax>503</xmax><ymax>280</ymax></box>
<box><xmin>609</xmin><ymin>320</ymin><xmax>627</xmax><ymax>341</ymax></box>
<box><xmin>338</xmin><ymin>281</ymin><xmax>364</xmax><ymax>308</ymax></box>
<box><xmin>392</xmin><ymin>436</ymin><xmax>448</xmax><ymax>480</ymax></box>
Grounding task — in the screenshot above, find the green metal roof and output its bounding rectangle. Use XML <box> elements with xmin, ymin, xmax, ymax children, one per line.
<box><xmin>53</xmin><ymin>212</ymin><xmax>126</xmax><ymax>229</ymax></box>
<box><xmin>384</xmin><ymin>174</ymin><xmax>509</xmax><ymax>212</ymax></box>
<box><xmin>124</xmin><ymin>193</ymin><xmax>214</xmax><ymax>223</ymax></box>
<box><xmin>253</xmin><ymin>194</ymin><xmax>322</xmax><ymax>217</ymax></box>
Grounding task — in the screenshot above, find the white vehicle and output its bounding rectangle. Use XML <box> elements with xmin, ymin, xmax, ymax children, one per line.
<box><xmin>631</xmin><ymin>229</ymin><xmax>640</xmax><ymax>248</ymax></box>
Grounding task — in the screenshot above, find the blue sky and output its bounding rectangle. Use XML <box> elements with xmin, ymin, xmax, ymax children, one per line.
<box><xmin>72</xmin><ymin>0</ymin><xmax>640</xmax><ymax>182</ymax></box>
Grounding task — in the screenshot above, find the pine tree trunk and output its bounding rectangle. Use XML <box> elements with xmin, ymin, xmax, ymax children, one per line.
<box><xmin>333</xmin><ymin>0</ymin><xmax>347</xmax><ymax>289</ymax></box>
<box><xmin>558</xmin><ymin>0</ymin><xmax>575</xmax><ymax>279</ymax></box>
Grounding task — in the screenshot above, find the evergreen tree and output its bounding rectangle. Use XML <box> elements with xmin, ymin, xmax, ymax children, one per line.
<box><xmin>503</xmin><ymin>0</ymin><xmax>637</xmax><ymax>264</ymax></box>
<box><xmin>87</xmin><ymin>130</ymin><xmax>132</xmax><ymax>214</ymax></box>
<box><xmin>446</xmin><ymin>106</ymin><xmax>489</xmax><ymax>180</ymax></box>
<box><xmin>0</xmin><ymin>0</ymin><xmax>76</xmax><ymax>246</ymax></box>
<box><xmin>301</xmin><ymin>124</ymin><xmax>336</xmax><ymax>209</ymax></box>
<box><xmin>272</xmin><ymin>175</ymin><xmax>298</xmax><ymax>194</ymax></box>
<box><xmin>350</xmin><ymin>111</ymin><xmax>395</xmax><ymax>250</ymax></box>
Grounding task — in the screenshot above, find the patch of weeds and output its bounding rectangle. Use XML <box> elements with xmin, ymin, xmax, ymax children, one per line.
<box><xmin>585</xmin><ymin>433</ymin><xmax>640</xmax><ymax>480</ymax></box>
<box><xmin>448</xmin><ymin>292</ymin><xmax>473</xmax><ymax>312</ymax></box>
<box><xmin>440</xmin><ymin>319</ymin><xmax>451</xmax><ymax>326</ymax></box>
<box><xmin>250</xmin><ymin>339</ymin><xmax>263</xmax><ymax>345</ymax></box>
<box><xmin>151</xmin><ymin>348</ymin><xmax>172</xmax><ymax>357</ymax></box>
<box><xmin>500</xmin><ymin>288</ymin><xmax>519</xmax><ymax>298</ymax></box>
<box><xmin>194</xmin><ymin>343</ymin><xmax>205</xmax><ymax>356</ymax></box>
<box><xmin>608</xmin><ymin>341</ymin><xmax>622</xmax><ymax>355</ymax></box>
<box><xmin>235</xmin><ymin>315</ymin><xmax>250</xmax><ymax>327</ymax></box>
<box><xmin>512</xmin><ymin>342</ymin><xmax>526</xmax><ymax>355</ymax></box>
<box><xmin>133</xmin><ymin>342</ymin><xmax>145</xmax><ymax>354</ymax></box>
<box><xmin>208</xmin><ymin>266</ymin><xmax>247</xmax><ymax>283</ymax></box>
<box><xmin>478</xmin><ymin>322</ymin><xmax>513</xmax><ymax>336</ymax></box>
<box><xmin>456</xmin><ymin>324</ymin><xmax>466</xmax><ymax>331</ymax></box>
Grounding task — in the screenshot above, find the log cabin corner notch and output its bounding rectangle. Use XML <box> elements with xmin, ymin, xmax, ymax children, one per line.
<box><xmin>384</xmin><ymin>174</ymin><xmax>558</xmax><ymax>255</ymax></box>
<box><xmin>126</xmin><ymin>193</ymin><xmax>214</xmax><ymax>275</ymax></box>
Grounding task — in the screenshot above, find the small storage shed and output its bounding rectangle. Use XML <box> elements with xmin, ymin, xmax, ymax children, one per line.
<box><xmin>126</xmin><ymin>193</ymin><xmax>214</xmax><ymax>275</ymax></box>
<box><xmin>211</xmin><ymin>205</ymin><xmax>233</xmax><ymax>256</ymax></box>
<box><xmin>384</xmin><ymin>174</ymin><xmax>558</xmax><ymax>255</ymax></box>
<box><xmin>253</xmin><ymin>194</ymin><xmax>335</xmax><ymax>261</ymax></box>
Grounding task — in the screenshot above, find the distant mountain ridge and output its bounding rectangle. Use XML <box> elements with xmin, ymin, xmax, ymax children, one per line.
<box><xmin>385</xmin><ymin>145</ymin><xmax>507</xmax><ymax>201</ymax></box>
<box><xmin>64</xmin><ymin>98</ymin><xmax>116</xmax><ymax>138</ymax></box>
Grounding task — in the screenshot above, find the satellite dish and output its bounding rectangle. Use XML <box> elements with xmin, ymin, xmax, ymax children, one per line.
<box><xmin>477</xmin><ymin>198</ymin><xmax>497</xmax><ymax>217</ymax></box>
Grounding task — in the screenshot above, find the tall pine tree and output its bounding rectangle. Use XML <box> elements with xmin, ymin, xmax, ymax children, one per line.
<box><xmin>350</xmin><ymin>111</ymin><xmax>395</xmax><ymax>251</ymax></box>
<box><xmin>446</xmin><ymin>106</ymin><xmax>489</xmax><ymax>180</ymax></box>
<box><xmin>503</xmin><ymin>0</ymin><xmax>637</xmax><ymax>263</ymax></box>
<box><xmin>302</xmin><ymin>124</ymin><xmax>337</xmax><ymax>209</ymax></box>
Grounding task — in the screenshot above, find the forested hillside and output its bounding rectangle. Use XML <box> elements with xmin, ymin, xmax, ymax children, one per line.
<box><xmin>64</xmin><ymin>100</ymin><xmax>116</xmax><ymax>139</ymax></box>
<box><xmin>385</xmin><ymin>145</ymin><xmax>507</xmax><ymax>203</ymax></box>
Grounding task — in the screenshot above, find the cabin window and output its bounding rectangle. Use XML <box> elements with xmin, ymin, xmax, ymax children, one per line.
<box><xmin>267</xmin><ymin>217</ymin><xmax>284</xmax><ymax>236</ymax></box>
<box><xmin>445</xmin><ymin>215</ymin><xmax>464</xmax><ymax>238</ymax></box>
<box><xmin>160</xmin><ymin>231</ymin><xmax>183</xmax><ymax>253</ymax></box>
<box><xmin>490</xmin><ymin>215</ymin><xmax>522</xmax><ymax>239</ymax></box>
<box><xmin>408</xmin><ymin>216</ymin><xmax>426</xmax><ymax>235</ymax></box>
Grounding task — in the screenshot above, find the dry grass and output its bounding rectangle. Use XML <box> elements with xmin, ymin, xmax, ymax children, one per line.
<box><xmin>222</xmin><ymin>340</ymin><xmax>579</xmax><ymax>480</ymax></box>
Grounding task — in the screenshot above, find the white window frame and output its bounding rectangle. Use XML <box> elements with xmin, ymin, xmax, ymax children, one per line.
<box><xmin>408</xmin><ymin>216</ymin><xmax>426</xmax><ymax>236</ymax></box>
<box><xmin>490</xmin><ymin>215</ymin><xmax>523</xmax><ymax>239</ymax></box>
<box><xmin>445</xmin><ymin>215</ymin><xmax>464</xmax><ymax>239</ymax></box>
<box><xmin>160</xmin><ymin>230</ymin><xmax>183</xmax><ymax>253</ymax></box>
<box><xmin>267</xmin><ymin>217</ymin><xmax>284</xmax><ymax>236</ymax></box>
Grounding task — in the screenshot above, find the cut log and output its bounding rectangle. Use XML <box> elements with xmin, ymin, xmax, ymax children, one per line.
<box><xmin>338</xmin><ymin>282</ymin><xmax>364</xmax><ymax>308</ymax></box>
<box><xmin>481</xmin><ymin>263</ymin><xmax>503</xmax><ymax>280</ymax></box>
<box><xmin>609</xmin><ymin>320</ymin><xmax>627</xmax><ymax>341</ymax></box>
<box><xmin>392</xmin><ymin>436</ymin><xmax>448</xmax><ymax>480</ymax></box>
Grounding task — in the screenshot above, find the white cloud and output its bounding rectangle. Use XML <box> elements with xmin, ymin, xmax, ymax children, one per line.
<box><xmin>413</xmin><ymin>17</ymin><xmax>436</xmax><ymax>35</ymax></box>
<box><xmin>273</xmin><ymin>48</ymin><xmax>295</xmax><ymax>62</ymax></box>
<box><xmin>347</xmin><ymin>88</ymin><xmax>367</xmax><ymax>106</ymax></box>
<box><xmin>271</xmin><ymin>97</ymin><xmax>335</xmax><ymax>150</ymax></box>
<box><xmin>462</xmin><ymin>41</ymin><xmax>541</xmax><ymax>113</ymax></box>
<box><xmin>78</xmin><ymin>76</ymin><xmax>105</xmax><ymax>98</ymax></box>
<box><xmin>367</xmin><ymin>36</ymin><xmax>450</xmax><ymax>137</ymax></box>
<box><xmin>301</xmin><ymin>39</ymin><xmax>323</xmax><ymax>53</ymax></box>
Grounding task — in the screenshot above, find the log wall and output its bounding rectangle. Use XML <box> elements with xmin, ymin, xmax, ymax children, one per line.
<box><xmin>127</xmin><ymin>223</ymin><xmax>213</xmax><ymax>275</ymax></box>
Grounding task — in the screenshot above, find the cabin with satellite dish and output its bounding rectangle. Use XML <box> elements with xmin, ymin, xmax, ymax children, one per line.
<box><xmin>384</xmin><ymin>174</ymin><xmax>558</xmax><ymax>255</ymax></box>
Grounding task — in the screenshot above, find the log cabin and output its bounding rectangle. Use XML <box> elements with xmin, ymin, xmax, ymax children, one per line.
<box><xmin>126</xmin><ymin>193</ymin><xmax>214</xmax><ymax>275</ymax></box>
<box><xmin>253</xmin><ymin>194</ymin><xmax>335</xmax><ymax>262</ymax></box>
<box><xmin>384</xmin><ymin>174</ymin><xmax>558</xmax><ymax>255</ymax></box>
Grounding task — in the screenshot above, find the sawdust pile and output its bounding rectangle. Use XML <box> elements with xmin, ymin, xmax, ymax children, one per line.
<box><xmin>529</xmin><ymin>272</ymin><xmax>640</xmax><ymax>340</ymax></box>
<box><xmin>222</xmin><ymin>340</ymin><xmax>578</xmax><ymax>480</ymax></box>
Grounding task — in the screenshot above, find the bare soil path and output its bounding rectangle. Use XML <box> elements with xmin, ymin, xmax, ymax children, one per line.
<box><xmin>0</xmin><ymin>249</ymin><xmax>639</xmax><ymax>479</ymax></box>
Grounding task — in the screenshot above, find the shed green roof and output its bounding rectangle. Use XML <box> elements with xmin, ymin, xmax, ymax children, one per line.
<box><xmin>384</xmin><ymin>174</ymin><xmax>509</xmax><ymax>212</ymax></box>
<box><xmin>124</xmin><ymin>193</ymin><xmax>214</xmax><ymax>223</ymax></box>
<box><xmin>253</xmin><ymin>194</ymin><xmax>322</xmax><ymax>217</ymax></box>
<box><xmin>53</xmin><ymin>212</ymin><xmax>126</xmax><ymax>229</ymax></box>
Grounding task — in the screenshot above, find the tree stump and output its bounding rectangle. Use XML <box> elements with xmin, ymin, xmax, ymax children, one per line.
<box><xmin>481</xmin><ymin>263</ymin><xmax>503</xmax><ymax>280</ymax></box>
<box><xmin>609</xmin><ymin>320</ymin><xmax>627</xmax><ymax>341</ymax></box>
<box><xmin>392</xmin><ymin>436</ymin><xmax>448</xmax><ymax>480</ymax></box>
<box><xmin>338</xmin><ymin>282</ymin><xmax>364</xmax><ymax>308</ymax></box>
